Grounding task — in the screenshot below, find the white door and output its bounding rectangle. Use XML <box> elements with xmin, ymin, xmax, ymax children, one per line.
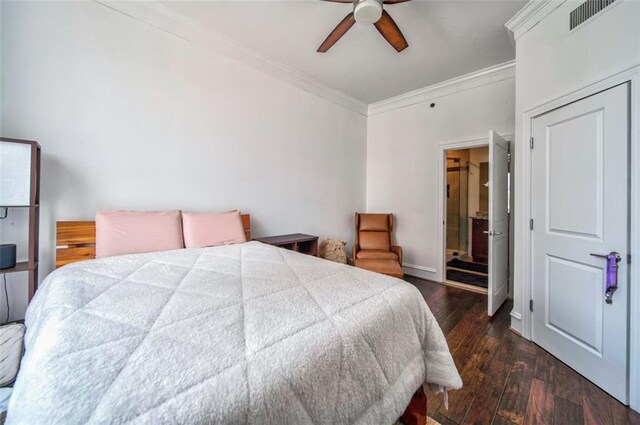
<box><xmin>488</xmin><ymin>131</ymin><xmax>509</xmax><ymax>316</ymax></box>
<box><xmin>531</xmin><ymin>83</ymin><xmax>629</xmax><ymax>403</ymax></box>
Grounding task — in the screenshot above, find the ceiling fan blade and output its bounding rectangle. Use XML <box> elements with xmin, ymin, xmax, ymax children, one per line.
<box><xmin>374</xmin><ymin>10</ymin><xmax>408</xmax><ymax>52</ymax></box>
<box><xmin>383</xmin><ymin>0</ymin><xmax>412</xmax><ymax>3</ymax></box>
<box><xmin>317</xmin><ymin>12</ymin><xmax>356</xmax><ymax>53</ymax></box>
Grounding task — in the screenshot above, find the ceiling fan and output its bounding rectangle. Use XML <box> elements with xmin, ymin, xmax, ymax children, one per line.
<box><xmin>317</xmin><ymin>0</ymin><xmax>411</xmax><ymax>53</ymax></box>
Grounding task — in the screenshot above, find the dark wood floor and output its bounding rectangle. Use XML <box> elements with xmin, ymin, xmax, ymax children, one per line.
<box><xmin>406</xmin><ymin>276</ymin><xmax>640</xmax><ymax>425</ymax></box>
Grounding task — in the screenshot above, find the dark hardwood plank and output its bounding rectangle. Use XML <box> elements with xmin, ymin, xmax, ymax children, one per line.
<box><xmin>473</xmin><ymin>335</ymin><xmax>501</xmax><ymax>375</ymax></box>
<box><xmin>446</xmin><ymin>301</ymin><xmax>487</xmax><ymax>353</ymax></box>
<box><xmin>582</xmin><ymin>375</ymin><xmax>640</xmax><ymax>425</ymax></box>
<box><xmin>496</xmin><ymin>348</ymin><xmax>536</xmax><ymax>425</ymax></box>
<box><xmin>552</xmin><ymin>368</ymin><xmax>582</xmax><ymax>406</ymax></box>
<box><xmin>451</xmin><ymin>318</ymin><xmax>491</xmax><ymax>371</ymax></box>
<box><xmin>461</xmin><ymin>357</ymin><xmax>511</xmax><ymax>425</ymax></box>
<box><xmin>441</xmin><ymin>362</ymin><xmax>485</xmax><ymax>423</ymax></box>
<box><xmin>485</xmin><ymin>304</ymin><xmax>512</xmax><ymax>338</ymax></box>
<box><xmin>532</xmin><ymin>349</ymin><xmax>557</xmax><ymax>384</ymax></box>
<box><xmin>492</xmin><ymin>330</ymin><xmax>520</xmax><ymax>366</ymax></box>
<box><xmin>523</xmin><ymin>378</ymin><xmax>554</xmax><ymax>425</ymax></box>
<box><xmin>404</xmin><ymin>277</ymin><xmax>640</xmax><ymax>425</ymax></box>
<box><xmin>553</xmin><ymin>396</ymin><xmax>584</xmax><ymax>425</ymax></box>
<box><xmin>406</xmin><ymin>276</ymin><xmax>442</xmax><ymax>300</ymax></box>
<box><xmin>492</xmin><ymin>415</ymin><xmax>519</xmax><ymax>425</ymax></box>
<box><xmin>433</xmin><ymin>411</ymin><xmax>461</xmax><ymax>425</ymax></box>
<box><xmin>439</xmin><ymin>334</ymin><xmax>500</xmax><ymax>423</ymax></box>
<box><xmin>424</xmin><ymin>386</ymin><xmax>445</xmax><ymax>418</ymax></box>
<box><xmin>615</xmin><ymin>403</ymin><xmax>640</xmax><ymax>425</ymax></box>
<box><xmin>438</xmin><ymin>293</ymin><xmax>482</xmax><ymax>336</ymax></box>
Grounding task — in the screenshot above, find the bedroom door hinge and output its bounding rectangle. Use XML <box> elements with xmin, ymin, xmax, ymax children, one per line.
<box><xmin>530</xmin><ymin>137</ymin><xmax>534</xmax><ymax>149</ymax></box>
<box><xmin>530</xmin><ymin>219</ymin><xmax>534</xmax><ymax>230</ymax></box>
<box><xmin>530</xmin><ymin>300</ymin><xmax>534</xmax><ymax>312</ymax></box>
<box><xmin>628</xmin><ymin>254</ymin><xmax>632</xmax><ymax>264</ymax></box>
<box><xmin>507</xmin><ymin>152</ymin><xmax>512</xmax><ymax>164</ymax></box>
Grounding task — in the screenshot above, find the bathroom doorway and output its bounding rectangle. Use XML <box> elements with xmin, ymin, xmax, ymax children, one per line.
<box><xmin>445</xmin><ymin>146</ymin><xmax>490</xmax><ymax>293</ymax></box>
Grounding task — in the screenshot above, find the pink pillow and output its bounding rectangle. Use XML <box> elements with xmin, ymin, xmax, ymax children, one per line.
<box><xmin>182</xmin><ymin>210</ymin><xmax>247</xmax><ymax>248</ymax></box>
<box><xmin>95</xmin><ymin>210</ymin><xmax>184</xmax><ymax>258</ymax></box>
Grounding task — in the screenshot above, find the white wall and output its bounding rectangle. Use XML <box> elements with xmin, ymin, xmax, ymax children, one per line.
<box><xmin>366</xmin><ymin>78</ymin><xmax>515</xmax><ymax>280</ymax></box>
<box><xmin>0</xmin><ymin>1</ymin><xmax>367</xmax><ymax>321</ymax></box>
<box><xmin>510</xmin><ymin>0</ymin><xmax>640</xmax><ymax>411</ymax></box>
<box><xmin>511</xmin><ymin>0</ymin><xmax>640</xmax><ymax>333</ymax></box>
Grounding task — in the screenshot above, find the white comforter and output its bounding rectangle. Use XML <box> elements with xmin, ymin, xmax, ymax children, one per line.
<box><xmin>7</xmin><ymin>241</ymin><xmax>462</xmax><ymax>424</ymax></box>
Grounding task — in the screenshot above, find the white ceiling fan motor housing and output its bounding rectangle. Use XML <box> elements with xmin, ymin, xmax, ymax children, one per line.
<box><xmin>354</xmin><ymin>0</ymin><xmax>383</xmax><ymax>25</ymax></box>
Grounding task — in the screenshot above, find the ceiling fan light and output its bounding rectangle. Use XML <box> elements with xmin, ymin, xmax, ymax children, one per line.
<box><xmin>354</xmin><ymin>0</ymin><xmax>383</xmax><ymax>25</ymax></box>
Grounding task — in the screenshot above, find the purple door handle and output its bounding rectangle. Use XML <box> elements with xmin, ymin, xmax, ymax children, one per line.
<box><xmin>590</xmin><ymin>252</ymin><xmax>622</xmax><ymax>304</ymax></box>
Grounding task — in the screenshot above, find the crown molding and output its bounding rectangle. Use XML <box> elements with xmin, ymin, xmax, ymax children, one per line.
<box><xmin>94</xmin><ymin>0</ymin><xmax>369</xmax><ymax>116</ymax></box>
<box><xmin>367</xmin><ymin>60</ymin><xmax>516</xmax><ymax>117</ymax></box>
<box><xmin>504</xmin><ymin>0</ymin><xmax>565</xmax><ymax>41</ymax></box>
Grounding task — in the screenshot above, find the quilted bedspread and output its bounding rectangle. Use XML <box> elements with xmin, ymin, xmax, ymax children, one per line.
<box><xmin>7</xmin><ymin>241</ymin><xmax>462</xmax><ymax>425</ymax></box>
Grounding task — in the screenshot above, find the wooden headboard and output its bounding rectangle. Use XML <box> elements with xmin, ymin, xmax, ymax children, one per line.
<box><xmin>56</xmin><ymin>214</ymin><xmax>251</xmax><ymax>268</ymax></box>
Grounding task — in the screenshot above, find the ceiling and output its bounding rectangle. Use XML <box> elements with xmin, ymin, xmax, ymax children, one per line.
<box><xmin>160</xmin><ymin>0</ymin><xmax>526</xmax><ymax>104</ymax></box>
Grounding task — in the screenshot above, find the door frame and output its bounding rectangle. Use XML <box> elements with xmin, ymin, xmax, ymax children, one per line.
<box><xmin>436</xmin><ymin>133</ymin><xmax>513</xmax><ymax>286</ymax></box>
<box><xmin>519</xmin><ymin>65</ymin><xmax>640</xmax><ymax>410</ymax></box>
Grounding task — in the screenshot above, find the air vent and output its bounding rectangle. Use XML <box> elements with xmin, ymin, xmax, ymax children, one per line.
<box><xmin>570</xmin><ymin>0</ymin><xmax>617</xmax><ymax>30</ymax></box>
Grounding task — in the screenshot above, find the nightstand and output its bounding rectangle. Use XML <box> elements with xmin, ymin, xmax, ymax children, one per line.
<box><xmin>254</xmin><ymin>234</ymin><xmax>319</xmax><ymax>257</ymax></box>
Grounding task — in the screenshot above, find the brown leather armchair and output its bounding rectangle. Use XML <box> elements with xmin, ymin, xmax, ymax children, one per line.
<box><xmin>353</xmin><ymin>213</ymin><xmax>403</xmax><ymax>279</ymax></box>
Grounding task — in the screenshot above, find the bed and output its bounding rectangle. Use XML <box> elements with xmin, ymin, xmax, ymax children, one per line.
<box><xmin>6</xmin><ymin>217</ymin><xmax>462</xmax><ymax>424</ymax></box>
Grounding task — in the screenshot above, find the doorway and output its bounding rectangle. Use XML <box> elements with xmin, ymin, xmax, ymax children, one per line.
<box><xmin>445</xmin><ymin>147</ymin><xmax>489</xmax><ymax>292</ymax></box>
<box><xmin>439</xmin><ymin>131</ymin><xmax>511</xmax><ymax>316</ymax></box>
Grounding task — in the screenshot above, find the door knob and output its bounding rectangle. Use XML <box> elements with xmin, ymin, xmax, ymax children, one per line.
<box><xmin>590</xmin><ymin>252</ymin><xmax>621</xmax><ymax>304</ymax></box>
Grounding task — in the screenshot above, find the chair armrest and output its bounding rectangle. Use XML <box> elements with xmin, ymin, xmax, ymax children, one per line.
<box><xmin>352</xmin><ymin>244</ymin><xmax>360</xmax><ymax>260</ymax></box>
<box><xmin>391</xmin><ymin>245</ymin><xmax>403</xmax><ymax>264</ymax></box>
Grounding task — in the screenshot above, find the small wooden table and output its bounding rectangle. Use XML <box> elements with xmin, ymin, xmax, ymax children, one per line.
<box><xmin>254</xmin><ymin>234</ymin><xmax>319</xmax><ymax>257</ymax></box>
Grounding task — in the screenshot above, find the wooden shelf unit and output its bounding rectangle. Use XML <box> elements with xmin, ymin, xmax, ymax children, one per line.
<box><xmin>0</xmin><ymin>138</ymin><xmax>41</xmax><ymax>301</ymax></box>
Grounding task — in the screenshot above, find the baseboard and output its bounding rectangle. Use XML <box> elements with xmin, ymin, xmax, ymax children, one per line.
<box><xmin>510</xmin><ymin>310</ymin><xmax>523</xmax><ymax>335</ymax></box>
<box><xmin>402</xmin><ymin>263</ymin><xmax>437</xmax><ymax>281</ymax></box>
